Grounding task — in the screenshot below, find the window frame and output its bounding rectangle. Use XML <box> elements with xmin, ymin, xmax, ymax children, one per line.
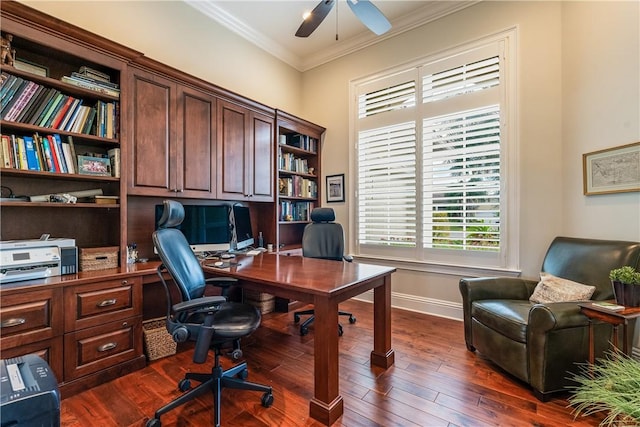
<box><xmin>349</xmin><ymin>29</ymin><xmax>520</xmax><ymax>276</ymax></box>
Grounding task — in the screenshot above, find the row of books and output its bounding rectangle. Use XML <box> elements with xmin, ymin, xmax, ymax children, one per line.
<box><xmin>1</xmin><ymin>132</ymin><xmax>78</xmax><ymax>174</ymax></box>
<box><xmin>279</xmin><ymin>149</ymin><xmax>314</xmax><ymax>174</ymax></box>
<box><xmin>278</xmin><ymin>134</ymin><xmax>318</xmax><ymax>153</ymax></box>
<box><xmin>278</xmin><ymin>175</ymin><xmax>318</xmax><ymax>198</ymax></box>
<box><xmin>0</xmin><ymin>72</ymin><xmax>119</xmax><ymax>139</ymax></box>
<box><xmin>279</xmin><ymin>200</ymin><xmax>315</xmax><ymax>222</ymax></box>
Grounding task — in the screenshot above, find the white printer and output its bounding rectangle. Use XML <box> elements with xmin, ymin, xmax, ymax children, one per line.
<box><xmin>0</xmin><ymin>238</ymin><xmax>77</xmax><ymax>284</ymax></box>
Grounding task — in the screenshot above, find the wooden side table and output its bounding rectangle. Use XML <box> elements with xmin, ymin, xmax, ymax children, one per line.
<box><xmin>579</xmin><ymin>302</ymin><xmax>640</xmax><ymax>364</ymax></box>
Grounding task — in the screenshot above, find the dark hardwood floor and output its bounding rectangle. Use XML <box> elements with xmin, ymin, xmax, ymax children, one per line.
<box><xmin>60</xmin><ymin>299</ymin><xmax>603</xmax><ymax>426</ymax></box>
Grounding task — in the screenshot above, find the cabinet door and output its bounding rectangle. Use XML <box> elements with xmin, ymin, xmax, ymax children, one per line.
<box><xmin>128</xmin><ymin>67</ymin><xmax>177</xmax><ymax>196</ymax></box>
<box><xmin>250</xmin><ymin>111</ymin><xmax>275</xmax><ymax>202</ymax></box>
<box><xmin>217</xmin><ymin>99</ymin><xmax>250</xmax><ymax>200</ymax></box>
<box><xmin>176</xmin><ymin>85</ymin><xmax>217</xmax><ymax>198</ymax></box>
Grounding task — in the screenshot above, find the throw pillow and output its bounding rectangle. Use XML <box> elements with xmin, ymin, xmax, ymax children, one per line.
<box><xmin>529</xmin><ymin>272</ymin><xmax>596</xmax><ymax>304</ymax></box>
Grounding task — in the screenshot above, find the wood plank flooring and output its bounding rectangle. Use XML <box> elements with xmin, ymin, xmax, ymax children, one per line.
<box><xmin>60</xmin><ymin>299</ymin><xmax>604</xmax><ymax>426</ymax></box>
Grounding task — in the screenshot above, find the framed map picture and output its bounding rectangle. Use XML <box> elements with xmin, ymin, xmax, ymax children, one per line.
<box><xmin>326</xmin><ymin>174</ymin><xmax>345</xmax><ymax>203</ymax></box>
<box><xmin>583</xmin><ymin>142</ymin><xmax>640</xmax><ymax>195</ymax></box>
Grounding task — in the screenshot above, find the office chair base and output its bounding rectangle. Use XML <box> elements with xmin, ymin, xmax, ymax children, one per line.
<box><xmin>146</xmin><ymin>360</ymin><xmax>273</xmax><ymax>427</ymax></box>
<box><xmin>294</xmin><ymin>310</ymin><xmax>356</xmax><ymax>336</ymax></box>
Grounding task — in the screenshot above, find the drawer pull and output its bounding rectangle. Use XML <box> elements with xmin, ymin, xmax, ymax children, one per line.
<box><xmin>1</xmin><ymin>318</ymin><xmax>26</xmax><ymax>328</ymax></box>
<box><xmin>98</xmin><ymin>342</ymin><xmax>117</xmax><ymax>352</ymax></box>
<box><xmin>97</xmin><ymin>299</ymin><xmax>117</xmax><ymax>307</ymax></box>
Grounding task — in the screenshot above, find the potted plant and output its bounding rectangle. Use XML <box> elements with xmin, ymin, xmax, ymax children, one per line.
<box><xmin>568</xmin><ymin>350</ymin><xmax>640</xmax><ymax>426</ymax></box>
<box><xmin>609</xmin><ymin>266</ymin><xmax>640</xmax><ymax>307</ymax></box>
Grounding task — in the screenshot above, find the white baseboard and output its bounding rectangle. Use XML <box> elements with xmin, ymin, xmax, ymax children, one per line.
<box><xmin>353</xmin><ymin>290</ymin><xmax>463</xmax><ymax>322</ymax></box>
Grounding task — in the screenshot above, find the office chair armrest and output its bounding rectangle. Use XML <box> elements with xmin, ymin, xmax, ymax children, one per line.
<box><xmin>343</xmin><ymin>255</ymin><xmax>353</xmax><ymax>262</ymax></box>
<box><xmin>206</xmin><ymin>277</ymin><xmax>238</xmax><ymax>286</ymax></box>
<box><xmin>173</xmin><ymin>295</ymin><xmax>226</xmax><ymax>314</ymax></box>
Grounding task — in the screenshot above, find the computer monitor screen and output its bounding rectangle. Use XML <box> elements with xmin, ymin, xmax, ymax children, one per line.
<box><xmin>154</xmin><ymin>204</ymin><xmax>231</xmax><ymax>253</ymax></box>
<box><xmin>232</xmin><ymin>204</ymin><xmax>254</xmax><ymax>251</ymax></box>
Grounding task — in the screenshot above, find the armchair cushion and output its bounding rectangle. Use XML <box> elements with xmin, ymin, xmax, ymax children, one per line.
<box><xmin>529</xmin><ymin>273</ymin><xmax>595</xmax><ymax>304</ymax></box>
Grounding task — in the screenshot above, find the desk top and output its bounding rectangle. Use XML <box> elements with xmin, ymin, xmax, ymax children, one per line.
<box><xmin>202</xmin><ymin>254</ymin><xmax>396</xmax><ymax>302</ymax></box>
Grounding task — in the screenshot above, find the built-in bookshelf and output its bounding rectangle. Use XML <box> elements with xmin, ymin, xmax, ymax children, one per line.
<box><xmin>0</xmin><ymin>15</ymin><xmax>130</xmax><ymax>255</ymax></box>
<box><xmin>275</xmin><ymin>110</ymin><xmax>325</xmax><ymax>251</ymax></box>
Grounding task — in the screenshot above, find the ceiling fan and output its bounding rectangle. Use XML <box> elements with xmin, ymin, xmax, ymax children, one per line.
<box><xmin>295</xmin><ymin>0</ymin><xmax>392</xmax><ymax>38</ymax></box>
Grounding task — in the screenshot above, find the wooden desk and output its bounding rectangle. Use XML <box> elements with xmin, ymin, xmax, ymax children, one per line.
<box><xmin>579</xmin><ymin>302</ymin><xmax>640</xmax><ymax>364</ymax></box>
<box><xmin>202</xmin><ymin>254</ymin><xmax>396</xmax><ymax>426</ymax></box>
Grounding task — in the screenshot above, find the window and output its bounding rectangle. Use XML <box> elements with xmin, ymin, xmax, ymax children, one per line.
<box><xmin>352</xmin><ymin>33</ymin><xmax>517</xmax><ymax>271</ymax></box>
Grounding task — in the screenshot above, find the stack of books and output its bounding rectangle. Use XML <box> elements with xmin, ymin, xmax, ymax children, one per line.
<box><xmin>61</xmin><ymin>66</ymin><xmax>120</xmax><ymax>98</ymax></box>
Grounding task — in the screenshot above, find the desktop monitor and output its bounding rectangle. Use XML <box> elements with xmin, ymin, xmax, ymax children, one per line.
<box><xmin>231</xmin><ymin>204</ymin><xmax>254</xmax><ymax>251</ymax></box>
<box><xmin>154</xmin><ymin>204</ymin><xmax>231</xmax><ymax>254</ymax></box>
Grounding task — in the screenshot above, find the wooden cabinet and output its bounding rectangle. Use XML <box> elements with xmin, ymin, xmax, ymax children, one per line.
<box><xmin>127</xmin><ymin>65</ymin><xmax>217</xmax><ymax>199</ymax></box>
<box><xmin>0</xmin><ymin>273</ymin><xmax>145</xmax><ymax>398</ymax></box>
<box><xmin>0</xmin><ymin>287</ymin><xmax>64</xmax><ymax>380</ymax></box>
<box><xmin>217</xmin><ymin>99</ymin><xmax>275</xmax><ymax>202</ymax></box>
<box><xmin>275</xmin><ymin>110</ymin><xmax>325</xmax><ymax>250</ymax></box>
<box><xmin>0</xmin><ymin>3</ymin><xmax>135</xmax><ymax>262</ymax></box>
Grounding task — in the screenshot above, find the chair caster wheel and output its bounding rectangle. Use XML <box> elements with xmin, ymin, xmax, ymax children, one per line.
<box><xmin>293</xmin><ymin>314</ymin><xmax>300</xmax><ymax>323</ymax></box>
<box><xmin>229</xmin><ymin>349</ymin><xmax>243</xmax><ymax>360</ymax></box>
<box><xmin>178</xmin><ymin>379</ymin><xmax>191</xmax><ymax>392</ymax></box>
<box><xmin>261</xmin><ymin>392</ymin><xmax>274</xmax><ymax>408</ymax></box>
<box><xmin>300</xmin><ymin>326</ymin><xmax>309</xmax><ymax>336</ymax></box>
<box><xmin>238</xmin><ymin>368</ymin><xmax>248</xmax><ymax>380</ymax></box>
<box><xmin>349</xmin><ymin>315</ymin><xmax>356</xmax><ymax>324</ymax></box>
<box><xmin>146</xmin><ymin>418</ymin><xmax>161</xmax><ymax>427</ymax></box>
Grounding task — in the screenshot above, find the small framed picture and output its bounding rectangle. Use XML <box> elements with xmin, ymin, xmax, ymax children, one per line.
<box><xmin>326</xmin><ymin>174</ymin><xmax>345</xmax><ymax>203</ymax></box>
<box><xmin>77</xmin><ymin>155</ymin><xmax>111</xmax><ymax>176</ymax></box>
<box><xmin>583</xmin><ymin>142</ymin><xmax>640</xmax><ymax>195</ymax></box>
<box><xmin>13</xmin><ymin>58</ymin><xmax>49</xmax><ymax>77</ymax></box>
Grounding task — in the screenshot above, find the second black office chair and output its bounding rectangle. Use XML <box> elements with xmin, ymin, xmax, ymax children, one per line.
<box><xmin>293</xmin><ymin>207</ymin><xmax>356</xmax><ymax>336</ymax></box>
<box><xmin>146</xmin><ymin>200</ymin><xmax>273</xmax><ymax>427</ymax></box>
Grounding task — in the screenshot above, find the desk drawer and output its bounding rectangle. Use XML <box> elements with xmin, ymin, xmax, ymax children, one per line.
<box><xmin>1</xmin><ymin>337</ymin><xmax>64</xmax><ymax>383</ymax></box>
<box><xmin>63</xmin><ymin>316</ymin><xmax>142</xmax><ymax>381</ymax></box>
<box><xmin>64</xmin><ymin>277</ymin><xmax>142</xmax><ymax>332</ymax></box>
<box><xmin>0</xmin><ymin>288</ymin><xmax>63</xmax><ymax>349</ymax></box>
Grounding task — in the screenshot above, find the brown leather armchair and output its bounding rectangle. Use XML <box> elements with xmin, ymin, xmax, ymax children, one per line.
<box><xmin>459</xmin><ymin>236</ymin><xmax>640</xmax><ymax>401</ymax></box>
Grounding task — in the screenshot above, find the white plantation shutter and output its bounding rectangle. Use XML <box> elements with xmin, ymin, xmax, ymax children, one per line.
<box><xmin>358</xmin><ymin>122</ymin><xmax>417</xmax><ymax>247</ymax></box>
<box><xmin>353</xmin><ymin>35</ymin><xmax>514</xmax><ymax>269</ymax></box>
<box><xmin>423</xmin><ymin>106</ymin><xmax>501</xmax><ymax>251</ymax></box>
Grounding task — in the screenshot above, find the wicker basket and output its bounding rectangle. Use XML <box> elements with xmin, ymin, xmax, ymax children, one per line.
<box><xmin>142</xmin><ymin>318</ymin><xmax>176</xmax><ymax>361</ymax></box>
<box><xmin>244</xmin><ymin>290</ymin><xmax>275</xmax><ymax>314</ymax></box>
<box><xmin>79</xmin><ymin>246</ymin><xmax>119</xmax><ymax>271</ymax></box>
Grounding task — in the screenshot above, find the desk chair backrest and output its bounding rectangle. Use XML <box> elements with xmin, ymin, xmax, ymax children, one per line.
<box><xmin>302</xmin><ymin>207</ymin><xmax>345</xmax><ymax>261</ymax></box>
<box><xmin>152</xmin><ymin>199</ymin><xmax>206</xmax><ymax>301</ymax></box>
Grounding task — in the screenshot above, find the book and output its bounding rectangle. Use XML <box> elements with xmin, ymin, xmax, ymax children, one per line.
<box><xmin>81</xmin><ymin>106</ymin><xmax>97</xmax><ymax>134</ymax></box>
<box><xmin>5</xmin><ymin>81</ymin><xmax>40</xmax><ymax>122</ymax></box>
<box><xmin>91</xmin><ymin>195</ymin><xmax>119</xmax><ymax>205</ymax></box>
<box><xmin>15</xmin><ymin>136</ymin><xmax>28</xmax><ymax>170</ymax></box>
<box><xmin>27</xmin><ymin>87</ymin><xmax>57</xmax><ymax>125</ymax></box>
<box><xmin>52</xmin><ymin>134</ymin><xmax>69</xmax><ymax>173</ymax></box>
<box><xmin>39</xmin><ymin>134</ymin><xmax>55</xmax><ymax>172</ymax></box>
<box><xmin>0</xmin><ymin>134</ymin><xmax>12</xmax><ymax>168</ymax></box>
<box><xmin>107</xmin><ymin>147</ymin><xmax>120</xmax><ymax>178</ymax></box>
<box><xmin>37</xmin><ymin>92</ymin><xmax>65</xmax><ymax>127</ymax></box>
<box><xmin>49</xmin><ymin>95</ymin><xmax>74</xmax><ymax>129</ymax></box>
<box><xmin>59</xmin><ymin>99</ymin><xmax>82</xmax><ymax>130</ymax></box>
<box><xmin>592</xmin><ymin>302</ymin><xmax>625</xmax><ymax>312</ymax></box>
<box><xmin>46</xmin><ymin>134</ymin><xmax>63</xmax><ymax>172</ymax></box>
<box><xmin>67</xmin><ymin>135</ymin><xmax>78</xmax><ymax>172</ymax></box>
<box><xmin>15</xmin><ymin>85</ymin><xmax>46</xmax><ymax>123</ymax></box>
<box><xmin>22</xmin><ymin>135</ymin><xmax>40</xmax><ymax>171</ymax></box>
<box><xmin>61</xmin><ymin>75</ymin><xmax>120</xmax><ymax>98</ymax></box>
<box><xmin>61</xmin><ymin>140</ymin><xmax>75</xmax><ymax>174</ymax></box>
<box><xmin>1</xmin><ymin>79</ymin><xmax>28</xmax><ymax>119</ymax></box>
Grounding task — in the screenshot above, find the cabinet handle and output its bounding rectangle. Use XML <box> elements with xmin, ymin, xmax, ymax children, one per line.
<box><xmin>97</xmin><ymin>298</ymin><xmax>117</xmax><ymax>307</ymax></box>
<box><xmin>98</xmin><ymin>342</ymin><xmax>117</xmax><ymax>352</ymax></box>
<box><xmin>121</xmin><ymin>280</ymin><xmax>128</xmax><ymax>285</ymax></box>
<box><xmin>1</xmin><ymin>318</ymin><xmax>26</xmax><ymax>328</ymax></box>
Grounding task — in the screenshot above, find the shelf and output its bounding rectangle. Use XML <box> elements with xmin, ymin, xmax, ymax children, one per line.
<box><xmin>2</xmin><ymin>65</ymin><xmax>120</xmax><ymax>102</ymax></box>
<box><xmin>0</xmin><ymin>201</ymin><xmax>120</xmax><ymax>208</ymax></box>
<box><xmin>279</xmin><ymin>220</ymin><xmax>310</xmax><ymax>225</ymax></box>
<box><xmin>0</xmin><ymin>168</ymin><xmax>119</xmax><ymax>182</ymax></box>
<box><xmin>0</xmin><ymin>121</ymin><xmax>119</xmax><ymax>147</ymax></box>
<box><xmin>278</xmin><ymin>143</ymin><xmax>317</xmax><ymax>156</ymax></box>
<box><xmin>278</xmin><ymin>169</ymin><xmax>317</xmax><ymax>179</ymax></box>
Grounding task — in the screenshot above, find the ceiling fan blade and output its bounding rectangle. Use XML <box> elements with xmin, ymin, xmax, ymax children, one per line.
<box><xmin>347</xmin><ymin>0</ymin><xmax>391</xmax><ymax>36</ymax></box>
<box><xmin>295</xmin><ymin>0</ymin><xmax>336</xmax><ymax>37</ymax></box>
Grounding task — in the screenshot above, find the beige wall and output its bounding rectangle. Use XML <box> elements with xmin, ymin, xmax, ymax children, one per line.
<box><xmin>20</xmin><ymin>1</ymin><xmax>640</xmax><ymax>320</ymax></box>
<box><xmin>20</xmin><ymin>0</ymin><xmax>302</xmax><ymax>113</ymax></box>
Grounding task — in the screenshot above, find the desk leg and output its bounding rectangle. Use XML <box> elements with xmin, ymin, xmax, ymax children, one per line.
<box><xmin>588</xmin><ymin>320</ymin><xmax>595</xmax><ymax>365</ymax></box>
<box><xmin>309</xmin><ymin>296</ymin><xmax>343</xmax><ymax>426</ymax></box>
<box><xmin>371</xmin><ymin>274</ymin><xmax>395</xmax><ymax>368</ymax></box>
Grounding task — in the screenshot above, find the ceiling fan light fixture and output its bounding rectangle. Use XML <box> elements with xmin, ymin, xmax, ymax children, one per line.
<box><xmin>295</xmin><ymin>0</ymin><xmax>391</xmax><ymax>38</ymax></box>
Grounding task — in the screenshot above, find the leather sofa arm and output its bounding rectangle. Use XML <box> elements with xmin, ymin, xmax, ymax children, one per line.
<box><xmin>459</xmin><ymin>277</ymin><xmax>537</xmax><ymax>302</ymax></box>
<box><xmin>528</xmin><ymin>302</ymin><xmax>590</xmax><ymax>333</ymax></box>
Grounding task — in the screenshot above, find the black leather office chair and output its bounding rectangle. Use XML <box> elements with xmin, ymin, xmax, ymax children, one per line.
<box><xmin>146</xmin><ymin>200</ymin><xmax>273</xmax><ymax>427</ymax></box>
<box><xmin>293</xmin><ymin>207</ymin><xmax>356</xmax><ymax>336</ymax></box>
